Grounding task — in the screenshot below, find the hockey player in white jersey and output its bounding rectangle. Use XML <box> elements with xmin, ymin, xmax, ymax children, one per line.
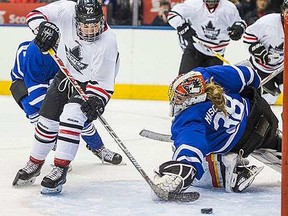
<box><xmin>10</xmin><ymin>40</ymin><xmax>122</xmax><ymax>165</ymax></box>
<box><xmin>242</xmin><ymin>1</ymin><xmax>287</xmax><ymax>105</ymax></box>
<box><xmin>153</xmin><ymin>65</ymin><xmax>282</xmax><ymax>193</ymax></box>
<box><xmin>13</xmin><ymin>0</ymin><xmax>120</xmax><ymax>194</ymax></box>
<box><xmin>168</xmin><ymin>0</ymin><xmax>246</xmax><ymax>74</ymax></box>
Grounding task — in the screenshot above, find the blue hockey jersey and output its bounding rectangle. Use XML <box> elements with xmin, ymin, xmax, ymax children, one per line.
<box><xmin>171</xmin><ymin>65</ymin><xmax>261</xmax><ymax>180</ymax></box>
<box><xmin>10</xmin><ymin>41</ymin><xmax>59</xmax><ymax>118</ymax></box>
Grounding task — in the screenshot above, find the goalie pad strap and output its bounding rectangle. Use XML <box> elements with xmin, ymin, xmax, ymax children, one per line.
<box><xmin>232</xmin><ymin>87</ymin><xmax>278</xmax><ymax>157</ymax></box>
<box><xmin>10</xmin><ymin>80</ymin><xmax>28</xmax><ymax>108</ymax></box>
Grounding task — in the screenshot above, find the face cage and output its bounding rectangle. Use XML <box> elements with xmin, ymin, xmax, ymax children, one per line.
<box><xmin>168</xmin><ymin>75</ymin><xmax>206</xmax><ymax>116</ymax></box>
<box><xmin>76</xmin><ymin>18</ymin><xmax>105</xmax><ymax>42</ymax></box>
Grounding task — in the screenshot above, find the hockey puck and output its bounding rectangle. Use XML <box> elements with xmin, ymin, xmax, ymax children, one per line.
<box><xmin>201</xmin><ymin>208</ymin><xmax>213</xmax><ymax>214</ymax></box>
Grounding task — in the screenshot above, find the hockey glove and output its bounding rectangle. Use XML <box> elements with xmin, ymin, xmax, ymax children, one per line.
<box><xmin>177</xmin><ymin>22</ymin><xmax>196</xmax><ymax>43</ymax></box>
<box><xmin>155</xmin><ymin>160</ymin><xmax>196</xmax><ymax>193</ymax></box>
<box><xmin>81</xmin><ymin>96</ymin><xmax>105</xmax><ymax>122</ymax></box>
<box><xmin>228</xmin><ymin>21</ymin><xmax>246</xmax><ymax>40</ymax></box>
<box><xmin>248</xmin><ymin>42</ymin><xmax>269</xmax><ymax>65</ymax></box>
<box><xmin>34</xmin><ymin>21</ymin><xmax>60</xmax><ymax>53</ymax></box>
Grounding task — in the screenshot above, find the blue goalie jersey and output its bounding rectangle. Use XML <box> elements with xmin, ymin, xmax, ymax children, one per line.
<box><xmin>171</xmin><ymin>65</ymin><xmax>261</xmax><ymax>180</ymax></box>
<box><xmin>10</xmin><ymin>41</ymin><xmax>59</xmax><ymax>119</ymax></box>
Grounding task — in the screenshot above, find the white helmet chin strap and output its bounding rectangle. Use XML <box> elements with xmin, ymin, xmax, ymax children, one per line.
<box><xmin>169</xmin><ymin>93</ymin><xmax>207</xmax><ymax>117</ymax></box>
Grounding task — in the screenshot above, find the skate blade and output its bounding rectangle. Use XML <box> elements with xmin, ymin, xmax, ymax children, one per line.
<box><xmin>41</xmin><ymin>185</ymin><xmax>63</xmax><ymax>195</ymax></box>
<box><xmin>13</xmin><ymin>177</ymin><xmax>36</xmax><ymax>187</ymax></box>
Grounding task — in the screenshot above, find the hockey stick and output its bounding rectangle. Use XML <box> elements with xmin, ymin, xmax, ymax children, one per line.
<box><xmin>260</xmin><ymin>64</ymin><xmax>283</xmax><ymax>86</ymax></box>
<box><xmin>139</xmin><ymin>129</ymin><xmax>281</xmax><ymax>173</ymax></box>
<box><xmin>192</xmin><ymin>36</ymin><xmax>231</xmax><ymax>65</ymax></box>
<box><xmin>47</xmin><ymin>49</ymin><xmax>199</xmax><ymax>202</ymax></box>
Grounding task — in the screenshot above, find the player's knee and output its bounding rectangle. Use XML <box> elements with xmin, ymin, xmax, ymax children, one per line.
<box><xmin>37</xmin><ymin>116</ymin><xmax>59</xmax><ymax>134</ymax></box>
<box><xmin>60</xmin><ymin>103</ymin><xmax>86</xmax><ymax>126</ymax></box>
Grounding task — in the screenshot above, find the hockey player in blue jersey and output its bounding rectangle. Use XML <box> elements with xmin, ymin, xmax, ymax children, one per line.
<box><xmin>10</xmin><ymin>40</ymin><xmax>122</xmax><ymax>167</ymax></box>
<box><xmin>153</xmin><ymin>65</ymin><xmax>281</xmax><ymax>193</ymax></box>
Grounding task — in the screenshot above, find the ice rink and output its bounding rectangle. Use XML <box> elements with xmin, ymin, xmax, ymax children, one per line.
<box><xmin>0</xmin><ymin>96</ymin><xmax>282</xmax><ymax>216</ymax></box>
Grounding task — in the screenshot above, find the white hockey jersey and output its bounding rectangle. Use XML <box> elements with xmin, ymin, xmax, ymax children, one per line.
<box><xmin>168</xmin><ymin>0</ymin><xmax>244</xmax><ymax>56</ymax></box>
<box><xmin>26</xmin><ymin>0</ymin><xmax>119</xmax><ymax>93</ymax></box>
<box><xmin>243</xmin><ymin>13</ymin><xmax>284</xmax><ymax>74</ymax></box>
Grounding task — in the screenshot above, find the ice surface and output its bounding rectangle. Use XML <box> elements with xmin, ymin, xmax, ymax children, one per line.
<box><xmin>0</xmin><ymin>96</ymin><xmax>282</xmax><ymax>216</ymax></box>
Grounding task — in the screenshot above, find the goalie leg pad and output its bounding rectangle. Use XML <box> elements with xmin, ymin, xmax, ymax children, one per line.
<box><xmin>221</xmin><ymin>153</ymin><xmax>238</xmax><ymax>192</ymax></box>
<box><xmin>155</xmin><ymin>161</ymin><xmax>196</xmax><ymax>193</ymax></box>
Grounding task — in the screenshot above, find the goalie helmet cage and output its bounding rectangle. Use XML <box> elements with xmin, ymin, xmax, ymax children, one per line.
<box><xmin>282</xmin><ymin>15</ymin><xmax>288</xmax><ymax>216</ymax></box>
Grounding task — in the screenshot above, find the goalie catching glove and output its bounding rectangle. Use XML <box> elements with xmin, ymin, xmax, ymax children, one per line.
<box><xmin>34</xmin><ymin>21</ymin><xmax>60</xmax><ymax>52</ymax></box>
<box><xmin>154</xmin><ymin>161</ymin><xmax>196</xmax><ymax>193</ymax></box>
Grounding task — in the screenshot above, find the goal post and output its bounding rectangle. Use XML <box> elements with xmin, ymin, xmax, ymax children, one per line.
<box><xmin>282</xmin><ymin>14</ymin><xmax>288</xmax><ymax>216</ymax></box>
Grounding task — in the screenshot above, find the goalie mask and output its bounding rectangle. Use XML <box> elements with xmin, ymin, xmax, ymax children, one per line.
<box><xmin>75</xmin><ymin>0</ymin><xmax>105</xmax><ymax>42</ymax></box>
<box><xmin>203</xmin><ymin>0</ymin><xmax>220</xmax><ymax>9</ymax></box>
<box><xmin>168</xmin><ymin>71</ymin><xmax>207</xmax><ymax>117</ymax></box>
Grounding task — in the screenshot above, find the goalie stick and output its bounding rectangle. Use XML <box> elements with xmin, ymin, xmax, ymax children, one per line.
<box><xmin>139</xmin><ymin>129</ymin><xmax>281</xmax><ymax>173</ymax></box>
<box><xmin>48</xmin><ymin>49</ymin><xmax>200</xmax><ymax>202</ymax></box>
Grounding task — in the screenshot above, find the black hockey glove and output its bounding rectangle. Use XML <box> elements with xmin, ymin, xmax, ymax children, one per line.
<box><xmin>81</xmin><ymin>96</ymin><xmax>105</xmax><ymax>122</ymax></box>
<box><xmin>34</xmin><ymin>21</ymin><xmax>60</xmax><ymax>53</ymax></box>
<box><xmin>177</xmin><ymin>22</ymin><xmax>196</xmax><ymax>43</ymax></box>
<box><xmin>248</xmin><ymin>42</ymin><xmax>269</xmax><ymax>65</ymax></box>
<box><xmin>228</xmin><ymin>21</ymin><xmax>246</xmax><ymax>40</ymax></box>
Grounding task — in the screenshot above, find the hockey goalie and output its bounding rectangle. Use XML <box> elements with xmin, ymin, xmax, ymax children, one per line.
<box><xmin>153</xmin><ymin>64</ymin><xmax>282</xmax><ymax>194</ymax></box>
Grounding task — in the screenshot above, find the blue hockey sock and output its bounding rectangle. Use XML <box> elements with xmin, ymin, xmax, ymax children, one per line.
<box><xmin>82</xmin><ymin>122</ymin><xmax>103</xmax><ymax>150</ymax></box>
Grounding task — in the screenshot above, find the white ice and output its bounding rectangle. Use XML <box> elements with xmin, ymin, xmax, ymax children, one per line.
<box><xmin>0</xmin><ymin>96</ymin><xmax>282</xmax><ymax>216</ymax></box>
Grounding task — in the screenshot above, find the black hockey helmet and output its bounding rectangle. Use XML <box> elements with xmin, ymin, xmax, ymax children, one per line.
<box><xmin>75</xmin><ymin>0</ymin><xmax>105</xmax><ymax>42</ymax></box>
<box><xmin>203</xmin><ymin>0</ymin><xmax>220</xmax><ymax>9</ymax></box>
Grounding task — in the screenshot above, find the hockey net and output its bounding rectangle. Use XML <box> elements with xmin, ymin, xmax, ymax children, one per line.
<box><xmin>282</xmin><ymin>15</ymin><xmax>288</xmax><ymax>216</ymax></box>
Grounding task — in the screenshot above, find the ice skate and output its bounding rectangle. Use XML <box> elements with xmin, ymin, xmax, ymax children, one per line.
<box><xmin>86</xmin><ymin>145</ymin><xmax>122</xmax><ymax>165</ymax></box>
<box><xmin>41</xmin><ymin>166</ymin><xmax>69</xmax><ymax>195</ymax></box>
<box><xmin>232</xmin><ymin>165</ymin><xmax>264</xmax><ymax>192</ymax></box>
<box><xmin>12</xmin><ymin>160</ymin><xmax>43</xmax><ymax>187</ymax></box>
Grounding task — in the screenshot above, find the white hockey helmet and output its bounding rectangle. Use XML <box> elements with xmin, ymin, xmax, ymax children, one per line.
<box><xmin>75</xmin><ymin>0</ymin><xmax>105</xmax><ymax>42</ymax></box>
<box><xmin>168</xmin><ymin>71</ymin><xmax>207</xmax><ymax>117</ymax></box>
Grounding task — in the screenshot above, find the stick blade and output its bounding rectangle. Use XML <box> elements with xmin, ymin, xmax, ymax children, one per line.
<box><xmin>151</xmin><ymin>183</ymin><xmax>200</xmax><ymax>202</ymax></box>
<box><xmin>139</xmin><ymin>129</ymin><xmax>172</xmax><ymax>142</ymax></box>
<box><xmin>167</xmin><ymin>191</ymin><xmax>200</xmax><ymax>202</ymax></box>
